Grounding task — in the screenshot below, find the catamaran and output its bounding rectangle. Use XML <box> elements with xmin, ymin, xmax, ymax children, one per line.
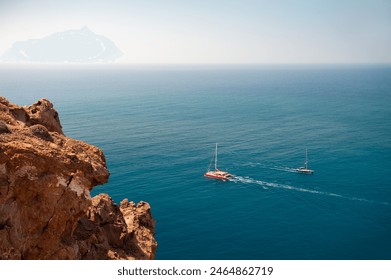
<box><xmin>204</xmin><ymin>143</ymin><xmax>234</xmax><ymax>181</ymax></box>
<box><xmin>295</xmin><ymin>148</ymin><xmax>314</xmax><ymax>174</ymax></box>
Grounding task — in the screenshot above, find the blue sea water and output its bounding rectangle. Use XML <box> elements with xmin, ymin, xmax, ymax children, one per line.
<box><xmin>1</xmin><ymin>64</ymin><xmax>391</xmax><ymax>259</ymax></box>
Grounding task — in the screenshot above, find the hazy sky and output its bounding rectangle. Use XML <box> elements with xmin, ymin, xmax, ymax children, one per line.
<box><xmin>1</xmin><ymin>0</ymin><xmax>390</xmax><ymax>64</ymax></box>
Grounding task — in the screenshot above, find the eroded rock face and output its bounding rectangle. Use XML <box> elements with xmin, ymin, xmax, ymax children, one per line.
<box><xmin>0</xmin><ymin>97</ymin><xmax>156</xmax><ymax>259</ymax></box>
<box><xmin>74</xmin><ymin>194</ymin><xmax>157</xmax><ymax>260</ymax></box>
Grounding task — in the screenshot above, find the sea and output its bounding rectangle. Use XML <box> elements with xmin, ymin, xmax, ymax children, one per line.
<box><xmin>1</xmin><ymin>64</ymin><xmax>390</xmax><ymax>260</ymax></box>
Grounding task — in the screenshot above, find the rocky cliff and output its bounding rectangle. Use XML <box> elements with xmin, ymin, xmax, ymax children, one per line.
<box><xmin>0</xmin><ymin>97</ymin><xmax>157</xmax><ymax>259</ymax></box>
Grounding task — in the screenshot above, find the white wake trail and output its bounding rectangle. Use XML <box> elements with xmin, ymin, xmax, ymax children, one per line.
<box><xmin>229</xmin><ymin>176</ymin><xmax>390</xmax><ymax>206</ymax></box>
<box><xmin>240</xmin><ymin>162</ymin><xmax>299</xmax><ymax>173</ymax></box>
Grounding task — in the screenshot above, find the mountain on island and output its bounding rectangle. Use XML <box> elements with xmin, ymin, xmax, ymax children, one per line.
<box><xmin>0</xmin><ymin>27</ymin><xmax>123</xmax><ymax>63</ymax></box>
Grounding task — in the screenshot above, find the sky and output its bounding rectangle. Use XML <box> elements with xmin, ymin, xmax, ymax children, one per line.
<box><xmin>0</xmin><ymin>0</ymin><xmax>390</xmax><ymax>64</ymax></box>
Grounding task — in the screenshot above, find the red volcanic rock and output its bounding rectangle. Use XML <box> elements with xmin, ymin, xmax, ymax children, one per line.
<box><xmin>0</xmin><ymin>97</ymin><xmax>157</xmax><ymax>259</ymax></box>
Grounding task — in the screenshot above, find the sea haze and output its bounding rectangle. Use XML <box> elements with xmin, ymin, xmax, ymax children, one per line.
<box><xmin>1</xmin><ymin>64</ymin><xmax>390</xmax><ymax>259</ymax></box>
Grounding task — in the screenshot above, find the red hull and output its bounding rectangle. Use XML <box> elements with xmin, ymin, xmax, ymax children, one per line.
<box><xmin>204</xmin><ymin>173</ymin><xmax>229</xmax><ymax>181</ymax></box>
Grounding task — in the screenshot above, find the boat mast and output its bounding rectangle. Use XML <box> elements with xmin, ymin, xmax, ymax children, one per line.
<box><xmin>215</xmin><ymin>143</ymin><xmax>218</xmax><ymax>171</ymax></box>
<box><xmin>305</xmin><ymin>148</ymin><xmax>308</xmax><ymax>169</ymax></box>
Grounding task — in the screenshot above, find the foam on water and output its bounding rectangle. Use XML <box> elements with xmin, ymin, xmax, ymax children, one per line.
<box><xmin>230</xmin><ymin>175</ymin><xmax>390</xmax><ymax>206</ymax></box>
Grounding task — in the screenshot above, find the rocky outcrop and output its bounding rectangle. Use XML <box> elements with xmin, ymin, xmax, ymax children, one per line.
<box><xmin>74</xmin><ymin>194</ymin><xmax>157</xmax><ymax>260</ymax></box>
<box><xmin>0</xmin><ymin>97</ymin><xmax>157</xmax><ymax>259</ymax></box>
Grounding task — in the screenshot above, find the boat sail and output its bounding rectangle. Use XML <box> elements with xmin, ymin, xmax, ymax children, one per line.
<box><xmin>204</xmin><ymin>143</ymin><xmax>234</xmax><ymax>180</ymax></box>
<box><xmin>294</xmin><ymin>148</ymin><xmax>314</xmax><ymax>174</ymax></box>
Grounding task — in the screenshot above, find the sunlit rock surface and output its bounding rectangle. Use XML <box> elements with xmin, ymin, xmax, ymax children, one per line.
<box><xmin>0</xmin><ymin>97</ymin><xmax>156</xmax><ymax>259</ymax></box>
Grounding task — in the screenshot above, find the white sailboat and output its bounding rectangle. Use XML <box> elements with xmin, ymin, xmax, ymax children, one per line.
<box><xmin>204</xmin><ymin>143</ymin><xmax>234</xmax><ymax>180</ymax></box>
<box><xmin>295</xmin><ymin>148</ymin><xmax>314</xmax><ymax>174</ymax></box>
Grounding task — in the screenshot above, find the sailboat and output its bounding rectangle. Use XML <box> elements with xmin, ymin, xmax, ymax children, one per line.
<box><xmin>204</xmin><ymin>143</ymin><xmax>234</xmax><ymax>181</ymax></box>
<box><xmin>295</xmin><ymin>148</ymin><xmax>314</xmax><ymax>174</ymax></box>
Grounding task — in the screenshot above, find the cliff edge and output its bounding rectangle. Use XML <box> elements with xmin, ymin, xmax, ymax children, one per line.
<box><xmin>0</xmin><ymin>97</ymin><xmax>157</xmax><ymax>259</ymax></box>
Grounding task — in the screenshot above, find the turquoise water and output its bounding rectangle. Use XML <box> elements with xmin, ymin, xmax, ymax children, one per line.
<box><xmin>1</xmin><ymin>64</ymin><xmax>391</xmax><ymax>259</ymax></box>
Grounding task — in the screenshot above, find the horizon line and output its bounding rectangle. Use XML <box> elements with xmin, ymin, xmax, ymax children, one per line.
<box><xmin>1</xmin><ymin>62</ymin><xmax>391</xmax><ymax>67</ymax></box>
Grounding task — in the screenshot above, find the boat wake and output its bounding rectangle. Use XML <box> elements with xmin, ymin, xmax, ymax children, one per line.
<box><xmin>229</xmin><ymin>176</ymin><xmax>390</xmax><ymax>206</ymax></box>
<box><xmin>268</xmin><ymin>166</ymin><xmax>298</xmax><ymax>173</ymax></box>
<box><xmin>240</xmin><ymin>162</ymin><xmax>298</xmax><ymax>173</ymax></box>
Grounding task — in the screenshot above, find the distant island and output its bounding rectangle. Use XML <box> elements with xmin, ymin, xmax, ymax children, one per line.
<box><xmin>0</xmin><ymin>27</ymin><xmax>123</xmax><ymax>63</ymax></box>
